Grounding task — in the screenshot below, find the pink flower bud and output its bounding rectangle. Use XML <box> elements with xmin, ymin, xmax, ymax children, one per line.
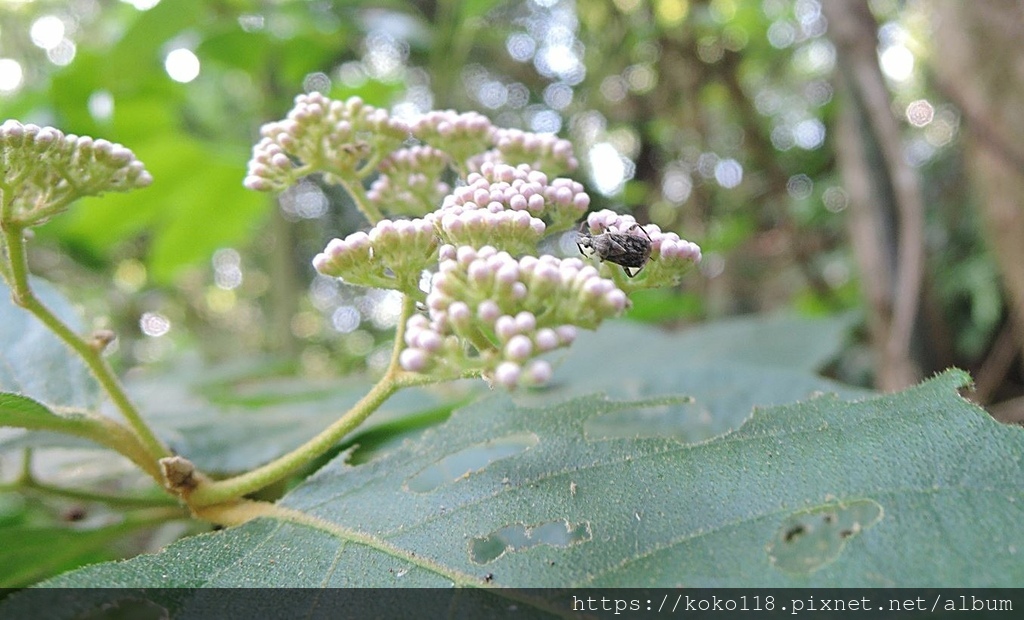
<box><xmin>448</xmin><ymin>302</ymin><xmax>472</xmax><ymax>325</ymax></box>
<box><xmin>535</xmin><ymin>328</ymin><xmax>559</xmax><ymax>351</ymax></box>
<box><xmin>524</xmin><ymin>360</ymin><xmax>552</xmax><ymax>385</ymax></box>
<box><xmin>399</xmin><ymin>348</ymin><xmax>429</xmax><ymax>372</ymax></box>
<box><xmin>456</xmin><ymin>246</ymin><xmax>478</xmax><ymax>265</ymax></box>
<box><xmin>556</xmin><ymin>325</ymin><xmax>577</xmax><ymax>344</ymax></box>
<box><xmin>495</xmin><ymin>315</ymin><xmax>518</xmax><ymax>341</ymax></box>
<box><xmin>415</xmin><ymin>329</ymin><xmax>443</xmax><ymax>352</ymax></box>
<box><xmin>496</xmin><ymin>263</ymin><xmax>520</xmax><ymax>284</ymax></box>
<box><xmin>477</xmin><ymin>300</ymin><xmax>501</xmax><ymax>323</ymax></box>
<box><xmin>505</xmin><ymin>335</ymin><xmax>533</xmax><ymax>361</ymax></box>
<box><xmin>438</xmin><ymin>244</ymin><xmax>457</xmax><ymax>261</ymax></box>
<box><xmin>603</xmin><ymin>289</ymin><xmax>627</xmax><ymax>313</ymax></box>
<box><xmin>514</xmin><ymin>311</ymin><xmax>536</xmax><ymax>333</ymax></box>
<box><xmin>527</xmin><ymin>194</ymin><xmax>545</xmax><ymax>213</ymax></box>
<box><xmin>494</xmin><ymin>362</ymin><xmax>521</xmax><ymax>388</ymax></box>
<box><xmin>468</xmin><ymin>260</ymin><xmax>492</xmax><ymax>284</ymax></box>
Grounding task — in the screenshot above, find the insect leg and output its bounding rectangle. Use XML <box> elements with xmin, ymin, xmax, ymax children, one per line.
<box><xmin>576</xmin><ymin>221</ymin><xmax>590</xmax><ymax>256</ymax></box>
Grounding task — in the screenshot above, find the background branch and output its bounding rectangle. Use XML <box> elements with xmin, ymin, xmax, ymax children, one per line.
<box><xmin>825</xmin><ymin>0</ymin><xmax>924</xmax><ymax>390</ymax></box>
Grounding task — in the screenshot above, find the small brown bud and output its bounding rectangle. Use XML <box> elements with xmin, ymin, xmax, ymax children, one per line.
<box><xmin>89</xmin><ymin>329</ymin><xmax>117</xmax><ymax>352</ymax></box>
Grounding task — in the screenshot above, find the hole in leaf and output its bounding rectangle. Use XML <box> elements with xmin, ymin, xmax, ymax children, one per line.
<box><xmin>783</xmin><ymin>524</ymin><xmax>806</xmax><ymax>542</ymax></box>
<box><xmin>767</xmin><ymin>498</ymin><xmax>883</xmax><ymax>574</ymax></box>
<box><xmin>582</xmin><ymin>400</ymin><xmax>719</xmax><ymax>443</ymax></box>
<box><xmin>405</xmin><ymin>432</ymin><xmax>538</xmax><ymax>493</ymax></box>
<box><xmin>470</xmin><ymin>519</ymin><xmax>592</xmax><ymax>564</ymax></box>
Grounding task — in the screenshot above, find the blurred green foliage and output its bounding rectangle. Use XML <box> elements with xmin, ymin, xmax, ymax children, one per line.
<box><xmin>0</xmin><ymin>0</ymin><xmax>1006</xmax><ymax>392</ymax></box>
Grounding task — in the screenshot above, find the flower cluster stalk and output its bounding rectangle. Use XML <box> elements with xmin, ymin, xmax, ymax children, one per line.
<box><xmin>188</xmin><ymin>296</ymin><xmax>435</xmax><ymax>506</ymax></box>
<box><xmin>1</xmin><ymin>98</ymin><xmax>701</xmax><ymax>520</ymax></box>
<box><xmin>1</xmin><ymin>222</ymin><xmax>171</xmax><ymax>466</ymax></box>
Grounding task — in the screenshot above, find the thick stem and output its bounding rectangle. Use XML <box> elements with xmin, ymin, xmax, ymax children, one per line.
<box><xmin>189</xmin><ymin>369</ymin><xmax>438</xmax><ymax>507</ymax></box>
<box><xmin>0</xmin><ymin>224</ymin><xmax>171</xmax><ymax>462</ymax></box>
<box><xmin>189</xmin><ymin>295</ymin><xmax>426</xmax><ymax>507</ymax></box>
<box><xmin>337</xmin><ymin>177</ymin><xmax>383</xmax><ymax>224</ymax></box>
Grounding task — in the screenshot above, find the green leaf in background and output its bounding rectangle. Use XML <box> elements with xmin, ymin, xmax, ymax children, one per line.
<box><xmin>9</xmin><ymin>369</ymin><xmax>1022</xmax><ymax>597</ymax></box>
<box><xmin>0</xmin><ymin>523</ymin><xmax>123</xmax><ymax>588</ymax></box>
<box><xmin>0</xmin><ymin>393</ymin><xmax>159</xmax><ymax>480</ymax></box>
<box><xmin>527</xmin><ymin>315</ymin><xmax>869</xmax><ymax>442</ymax></box>
<box><xmin>625</xmin><ymin>288</ymin><xmax>702</xmax><ymax>323</ymax></box>
<box><xmin>136</xmin><ymin>371</ymin><xmax>469</xmax><ymax>474</ymax></box>
<box><xmin>44</xmin><ymin>136</ymin><xmax>266</xmax><ymax>284</ymax></box>
<box><xmin>0</xmin><ymin>278</ymin><xmax>99</xmax><ymax>409</ymax></box>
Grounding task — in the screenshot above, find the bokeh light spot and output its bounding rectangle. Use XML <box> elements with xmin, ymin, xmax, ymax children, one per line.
<box><xmin>786</xmin><ymin>174</ymin><xmax>813</xmax><ymax>200</ymax></box>
<box><xmin>140</xmin><ymin>312</ymin><xmax>171</xmax><ymax>337</ymax></box>
<box><xmin>879</xmin><ymin>45</ymin><xmax>914</xmax><ymax>82</ymax></box>
<box><xmin>0</xmin><ymin>59</ymin><xmax>25</xmax><ymax>94</ymax></box>
<box><xmin>165</xmin><ymin>48</ymin><xmax>200</xmax><ymax>83</ymax></box>
<box><xmin>30</xmin><ymin>15</ymin><xmax>65</xmax><ymax>50</ymax></box>
<box><xmin>714</xmin><ymin>158</ymin><xmax>743</xmax><ymax>188</ymax></box>
<box><xmin>906</xmin><ymin>99</ymin><xmax>934</xmax><ymax>127</ymax></box>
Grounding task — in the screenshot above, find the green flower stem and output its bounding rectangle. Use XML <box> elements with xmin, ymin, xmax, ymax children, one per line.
<box><xmin>13</xmin><ymin>191</ymin><xmax>80</xmax><ymax>227</ymax></box>
<box><xmin>7</xmin><ymin>403</ymin><xmax>164</xmax><ymax>482</ymax></box>
<box><xmin>10</xmin><ymin>476</ymin><xmax>180</xmax><ymax>509</ymax></box>
<box><xmin>356</xmin><ymin>152</ymin><xmax>385</xmax><ymax>179</ymax></box>
<box><xmin>189</xmin><ymin>369</ymin><xmax>438</xmax><ymax>507</ymax></box>
<box><xmin>11</xmin><ymin>447</ymin><xmax>174</xmax><ymax>508</ymax></box>
<box><xmin>337</xmin><ymin>176</ymin><xmax>383</xmax><ymax>223</ymax></box>
<box><xmin>17</xmin><ymin>447</ymin><xmax>33</xmax><ymax>483</ymax></box>
<box><xmin>390</xmin><ymin>294</ymin><xmax>417</xmax><ymax>368</ymax></box>
<box><xmin>466</xmin><ymin>325</ymin><xmax>499</xmax><ymax>357</ymax></box>
<box><xmin>0</xmin><ymin>223</ymin><xmax>171</xmax><ymax>464</ymax></box>
<box><xmin>189</xmin><ymin>295</ymin><xmax>425</xmax><ymax>508</ymax></box>
<box><xmin>0</xmin><ymin>238</ymin><xmax>11</xmax><ymax>284</ymax></box>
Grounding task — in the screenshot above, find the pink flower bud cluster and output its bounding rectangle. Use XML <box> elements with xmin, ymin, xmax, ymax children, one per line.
<box><xmin>583</xmin><ymin>209</ymin><xmax>702</xmax><ymax>287</ymax></box>
<box><xmin>244</xmin><ymin>93</ymin><xmax>409</xmax><ymax>191</ymax></box>
<box><xmin>366</xmin><ymin>146</ymin><xmax>451</xmax><ymax>217</ymax></box>
<box><xmin>409</xmin><ymin>109</ymin><xmax>495</xmax><ymax>171</ymax></box>
<box><xmin>312</xmin><ymin>217</ymin><xmax>437</xmax><ymax>293</ymax></box>
<box><xmin>0</xmin><ymin>120</ymin><xmax>152</xmax><ymax>226</ymax></box>
<box><xmin>470</xmin><ymin>128</ymin><xmax>579</xmax><ymax>177</ymax></box>
<box><xmin>398</xmin><ymin>244</ymin><xmax>627</xmax><ymax>388</ymax></box>
<box><xmin>425</xmin><ymin>161</ymin><xmax>590</xmax><ymax>253</ymax></box>
<box><xmin>585</xmin><ymin>210</ymin><xmax>702</xmax><ymax>261</ymax></box>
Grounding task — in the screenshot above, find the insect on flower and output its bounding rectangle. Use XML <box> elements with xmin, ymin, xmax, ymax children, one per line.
<box><xmin>576</xmin><ymin>221</ymin><xmax>653</xmax><ymax>277</ymax></box>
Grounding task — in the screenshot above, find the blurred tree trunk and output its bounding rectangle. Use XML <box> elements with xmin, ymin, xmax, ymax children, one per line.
<box><xmin>825</xmin><ymin>1</ymin><xmax>925</xmax><ymax>391</ymax></box>
<box><xmin>932</xmin><ymin>2</ymin><xmax>1024</xmax><ymax>386</ymax></box>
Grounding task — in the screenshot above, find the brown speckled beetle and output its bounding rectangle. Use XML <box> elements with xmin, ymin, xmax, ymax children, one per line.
<box><xmin>576</xmin><ymin>222</ymin><xmax>653</xmax><ymax>277</ymax></box>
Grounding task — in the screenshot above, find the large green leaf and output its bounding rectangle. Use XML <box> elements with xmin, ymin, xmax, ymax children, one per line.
<box><xmin>10</xmin><ymin>369</ymin><xmax>1023</xmax><ymax>598</ymax></box>
<box><xmin>0</xmin><ymin>278</ymin><xmax>99</xmax><ymax>408</ymax></box>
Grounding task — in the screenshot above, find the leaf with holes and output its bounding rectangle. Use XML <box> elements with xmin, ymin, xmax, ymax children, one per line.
<box><xmin>5</xmin><ymin>368</ymin><xmax>1022</xmax><ymax>614</ymax></box>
